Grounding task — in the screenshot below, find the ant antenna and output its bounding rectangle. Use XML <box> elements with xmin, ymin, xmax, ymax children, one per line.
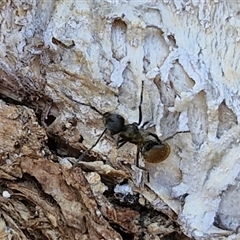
<box><xmin>61</xmin><ymin>89</ymin><xmax>104</xmax><ymax>116</ymax></box>
<box><xmin>71</xmin><ymin>128</ymin><xmax>107</xmax><ymax>168</ymax></box>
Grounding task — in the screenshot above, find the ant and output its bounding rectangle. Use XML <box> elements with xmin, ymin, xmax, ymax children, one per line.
<box><xmin>62</xmin><ymin>82</ymin><xmax>186</xmax><ymax>169</ymax></box>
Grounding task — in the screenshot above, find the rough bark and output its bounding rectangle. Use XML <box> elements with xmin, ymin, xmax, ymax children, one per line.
<box><xmin>0</xmin><ymin>1</ymin><xmax>239</xmax><ymax>240</ymax></box>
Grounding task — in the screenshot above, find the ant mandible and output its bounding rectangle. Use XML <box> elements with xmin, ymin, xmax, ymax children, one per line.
<box><xmin>62</xmin><ymin>81</ymin><xmax>179</xmax><ymax>169</ymax></box>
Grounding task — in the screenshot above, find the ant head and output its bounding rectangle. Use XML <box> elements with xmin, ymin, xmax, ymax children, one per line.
<box><xmin>103</xmin><ymin>112</ymin><xmax>125</xmax><ymax>135</ymax></box>
<box><xmin>141</xmin><ymin>140</ymin><xmax>170</xmax><ymax>163</ymax></box>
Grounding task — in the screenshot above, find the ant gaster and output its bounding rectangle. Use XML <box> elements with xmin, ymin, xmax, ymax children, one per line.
<box><xmin>62</xmin><ymin>82</ymin><xmax>178</xmax><ymax>169</ymax></box>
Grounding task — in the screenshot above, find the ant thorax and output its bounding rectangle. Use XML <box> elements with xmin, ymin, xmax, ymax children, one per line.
<box><xmin>118</xmin><ymin>123</ymin><xmax>143</xmax><ymax>144</ymax></box>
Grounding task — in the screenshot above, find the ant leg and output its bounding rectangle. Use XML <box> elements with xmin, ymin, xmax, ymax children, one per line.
<box><xmin>147</xmin><ymin>131</ymin><xmax>190</xmax><ymax>143</ymax></box>
<box><xmin>135</xmin><ymin>146</ymin><xmax>147</xmax><ymax>172</ymax></box>
<box><xmin>117</xmin><ymin>140</ymin><xmax>128</xmax><ymax>149</ymax></box>
<box><xmin>148</xmin><ymin>132</ymin><xmax>162</xmax><ymax>143</ymax></box>
<box><xmin>61</xmin><ymin>89</ymin><xmax>104</xmax><ymax>116</ymax></box>
<box><xmin>141</xmin><ymin>121</ymin><xmax>149</xmax><ymax>129</ymax></box>
<box><xmin>163</xmin><ymin>131</ymin><xmax>190</xmax><ymax>141</ymax></box>
<box><xmin>137</xmin><ymin>81</ymin><xmax>144</xmax><ymax>126</ymax></box>
<box><xmin>71</xmin><ymin>128</ymin><xmax>107</xmax><ymax>168</ymax></box>
<box><xmin>116</xmin><ymin>136</ymin><xmax>128</xmax><ymax>149</ymax></box>
<box><xmin>135</xmin><ymin>146</ymin><xmax>140</xmax><ymax>167</ymax></box>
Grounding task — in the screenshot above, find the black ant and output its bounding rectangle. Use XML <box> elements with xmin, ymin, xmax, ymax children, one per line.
<box><xmin>62</xmin><ymin>82</ymin><xmax>186</xmax><ymax>169</ymax></box>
